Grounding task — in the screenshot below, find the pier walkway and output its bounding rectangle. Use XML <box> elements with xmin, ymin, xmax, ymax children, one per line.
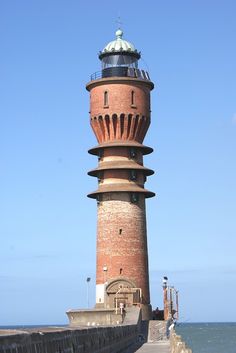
<box><xmin>135</xmin><ymin>340</ymin><xmax>170</xmax><ymax>352</ymax></box>
<box><xmin>135</xmin><ymin>319</ymin><xmax>170</xmax><ymax>352</ymax></box>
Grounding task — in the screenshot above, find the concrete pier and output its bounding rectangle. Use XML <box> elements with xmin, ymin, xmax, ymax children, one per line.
<box><xmin>0</xmin><ymin>325</ymin><xmax>140</xmax><ymax>353</ymax></box>
<box><xmin>0</xmin><ymin>319</ymin><xmax>192</xmax><ymax>353</ymax></box>
<box><xmin>135</xmin><ymin>340</ymin><xmax>170</xmax><ymax>352</ymax></box>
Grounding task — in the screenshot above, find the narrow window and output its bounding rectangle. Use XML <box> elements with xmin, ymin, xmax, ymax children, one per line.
<box><xmin>97</xmin><ymin>194</ymin><xmax>102</xmax><ymax>205</ymax></box>
<box><xmin>131</xmin><ymin>90</ymin><xmax>135</xmax><ymax>106</ymax></box>
<box><xmin>130</xmin><ymin>193</ymin><xmax>139</xmax><ymax>203</ymax></box>
<box><xmin>130</xmin><ymin>170</ymin><xmax>137</xmax><ymax>181</ymax></box>
<box><xmin>98</xmin><ymin>172</ymin><xmax>103</xmax><ymax>183</ymax></box>
<box><xmin>119</xmin><ymin>228</ymin><xmax>122</xmax><ymax>235</ymax></box>
<box><xmin>98</xmin><ymin>149</ymin><xmax>103</xmax><ymax>161</ymax></box>
<box><xmin>120</xmin><ymin>268</ymin><xmax>123</xmax><ymax>275</ymax></box>
<box><xmin>104</xmin><ymin>91</ymin><xmax>108</xmax><ymax>106</ymax></box>
<box><xmin>129</xmin><ymin>147</ymin><xmax>137</xmax><ymax>159</ymax></box>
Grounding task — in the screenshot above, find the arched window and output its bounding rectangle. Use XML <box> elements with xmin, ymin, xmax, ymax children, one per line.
<box><xmin>104</xmin><ymin>91</ymin><xmax>108</xmax><ymax>106</ymax></box>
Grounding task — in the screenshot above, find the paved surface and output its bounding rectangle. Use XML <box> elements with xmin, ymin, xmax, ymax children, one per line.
<box><xmin>135</xmin><ymin>340</ymin><xmax>170</xmax><ymax>353</ymax></box>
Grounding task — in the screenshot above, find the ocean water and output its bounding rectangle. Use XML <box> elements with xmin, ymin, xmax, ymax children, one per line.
<box><xmin>0</xmin><ymin>324</ymin><xmax>67</xmax><ymax>330</ymax></box>
<box><xmin>176</xmin><ymin>322</ymin><xmax>236</xmax><ymax>353</ymax></box>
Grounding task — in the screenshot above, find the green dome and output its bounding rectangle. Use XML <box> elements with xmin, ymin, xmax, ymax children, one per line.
<box><xmin>102</xmin><ymin>29</ymin><xmax>137</xmax><ymax>54</ymax></box>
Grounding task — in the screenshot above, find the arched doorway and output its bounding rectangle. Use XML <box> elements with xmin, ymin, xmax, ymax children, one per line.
<box><xmin>105</xmin><ymin>278</ymin><xmax>142</xmax><ymax>309</ymax></box>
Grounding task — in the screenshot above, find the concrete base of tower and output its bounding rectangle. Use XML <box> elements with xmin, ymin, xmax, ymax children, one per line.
<box><xmin>140</xmin><ymin>304</ymin><xmax>152</xmax><ymax>321</ymax></box>
<box><xmin>66</xmin><ymin>306</ymin><xmax>143</xmax><ymax>327</ymax></box>
<box><xmin>66</xmin><ymin>308</ymin><xmax>124</xmax><ymax>326</ymax></box>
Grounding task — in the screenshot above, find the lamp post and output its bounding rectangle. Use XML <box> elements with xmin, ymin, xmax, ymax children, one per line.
<box><xmin>86</xmin><ymin>277</ymin><xmax>91</xmax><ymax>309</ymax></box>
<box><xmin>162</xmin><ymin>276</ymin><xmax>168</xmax><ymax>320</ymax></box>
<box><xmin>175</xmin><ymin>289</ymin><xmax>179</xmax><ymax>320</ymax></box>
<box><xmin>103</xmin><ymin>266</ymin><xmax>108</xmax><ymax>307</ymax></box>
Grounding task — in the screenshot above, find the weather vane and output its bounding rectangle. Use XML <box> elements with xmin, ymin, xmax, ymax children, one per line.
<box><xmin>116</xmin><ymin>14</ymin><xmax>123</xmax><ymax>29</ymax></box>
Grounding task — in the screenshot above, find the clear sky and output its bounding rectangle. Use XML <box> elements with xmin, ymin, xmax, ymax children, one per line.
<box><xmin>1</xmin><ymin>0</ymin><xmax>235</xmax><ymax>325</ymax></box>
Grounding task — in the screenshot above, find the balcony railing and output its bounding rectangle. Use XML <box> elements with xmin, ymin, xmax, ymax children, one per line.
<box><xmin>90</xmin><ymin>67</ymin><xmax>151</xmax><ymax>81</ymax></box>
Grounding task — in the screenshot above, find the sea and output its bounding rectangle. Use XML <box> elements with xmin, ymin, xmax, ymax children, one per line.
<box><xmin>176</xmin><ymin>322</ymin><xmax>236</xmax><ymax>353</ymax></box>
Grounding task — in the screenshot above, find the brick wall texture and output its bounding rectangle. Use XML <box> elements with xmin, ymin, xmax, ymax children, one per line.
<box><xmin>96</xmin><ymin>193</ymin><xmax>150</xmax><ymax>305</ymax></box>
<box><xmin>87</xmin><ymin>79</ymin><xmax>152</xmax><ymax>144</ymax></box>
<box><xmin>87</xmin><ymin>76</ymin><xmax>154</xmax><ymax>311</ymax></box>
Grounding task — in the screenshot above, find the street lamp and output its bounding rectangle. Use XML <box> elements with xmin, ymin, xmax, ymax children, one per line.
<box><xmin>162</xmin><ymin>276</ymin><xmax>168</xmax><ymax>320</ymax></box>
<box><xmin>86</xmin><ymin>277</ymin><xmax>91</xmax><ymax>308</ymax></box>
<box><xmin>162</xmin><ymin>276</ymin><xmax>168</xmax><ymax>289</ymax></box>
<box><xmin>103</xmin><ymin>266</ymin><xmax>108</xmax><ymax>307</ymax></box>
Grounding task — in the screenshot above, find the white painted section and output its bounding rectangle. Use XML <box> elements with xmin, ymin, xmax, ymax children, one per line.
<box><xmin>103</xmin><ymin>156</ymin><xmax>128</xmax><ymax>162</ymax></box>
<box><xmin>103</xmin><ymin>178</ymin><xmax>128</xmax><ymax>185</ymax></box>
<box><xmin>96</xmin><ymin>284</ymin><xmax>105</xmax><ymax>303</ymax></box>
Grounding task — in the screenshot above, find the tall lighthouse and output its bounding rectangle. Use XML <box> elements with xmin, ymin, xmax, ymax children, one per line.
<box><xmin>87</xmin><ymin>29</ymin><xmax>155</xmax><ymax>320</ymax></box>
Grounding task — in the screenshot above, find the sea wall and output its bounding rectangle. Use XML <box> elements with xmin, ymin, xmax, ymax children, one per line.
<box><xmin>170</xmin><ymin>329</ymin><xmax>192</xmax><ymax>353</ymax></box>
<box><xmin>0</xmin><ymin>324</ymin><xmax>140</xmax><ymax>353</ymax></box>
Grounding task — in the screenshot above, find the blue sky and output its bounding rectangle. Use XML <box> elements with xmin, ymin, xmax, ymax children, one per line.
<box><xmin>0</xmin><ymin>0</ymin><xmax>235</xmax><ymax>325</ymax></box>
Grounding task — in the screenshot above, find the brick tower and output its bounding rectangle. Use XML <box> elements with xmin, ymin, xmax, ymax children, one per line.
<box><xmin>87</xmin><ymin>29</ymin><xmax>155</xmax><ymax>320</ymax></box>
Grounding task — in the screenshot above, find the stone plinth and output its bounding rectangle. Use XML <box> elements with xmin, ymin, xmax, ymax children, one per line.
<box><xmin>66</xmin><ymin>308</ymin><xmax>123</xmax><ymax>326</ymax></box>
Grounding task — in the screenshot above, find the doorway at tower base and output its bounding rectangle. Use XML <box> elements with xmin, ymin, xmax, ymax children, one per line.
<box><xmin>95</xmin><ymin>278</ymin><xmax>152</xmax><ymax>321</ymax></box>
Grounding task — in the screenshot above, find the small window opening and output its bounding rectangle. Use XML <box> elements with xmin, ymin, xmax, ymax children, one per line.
<box><xmin>119</xmin><ymin>228</ymin><xmax>122</xmax><ymax>235</ymax></box>
<box><xmin>97</xmin><ymin>194</ymin><xmax>102</xmax><ymax>205</ymax></box>
<box><xmin>98</xmin><ymin>172</ymin><xmax>103</xmax><ymax>183</ymax></box>
<box><xmin>120</xmin><ymin>268</ymin><xmax>123</xmax><ymax>275</ymax></box>
<box><xmin>130</xmin><ymin>170</ymin><xmax>137</xmax><ymax>181</ymax></box>
<box><xmin>131</xmin><ymin>90</ymin><xmax>135</xmax><ymax>106</ymax></box>
<box><xmin>131</xmin><ymin>193</ymin><xmax>139</xmax><ymax>203</ymax></box>
<box><xmin>130</xmin><ymin>147</ymin><xmax>137</xmax><ymax>159</ymax></box>
<box><xmin>104</xmin><ymin>91</ymin><xmax>108</xmax><ymax>106</ymax></box>
<box><xmin>98</xmin><ymin>149</ymin><xmax>103</xmax><ymax>161</ymax></box>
